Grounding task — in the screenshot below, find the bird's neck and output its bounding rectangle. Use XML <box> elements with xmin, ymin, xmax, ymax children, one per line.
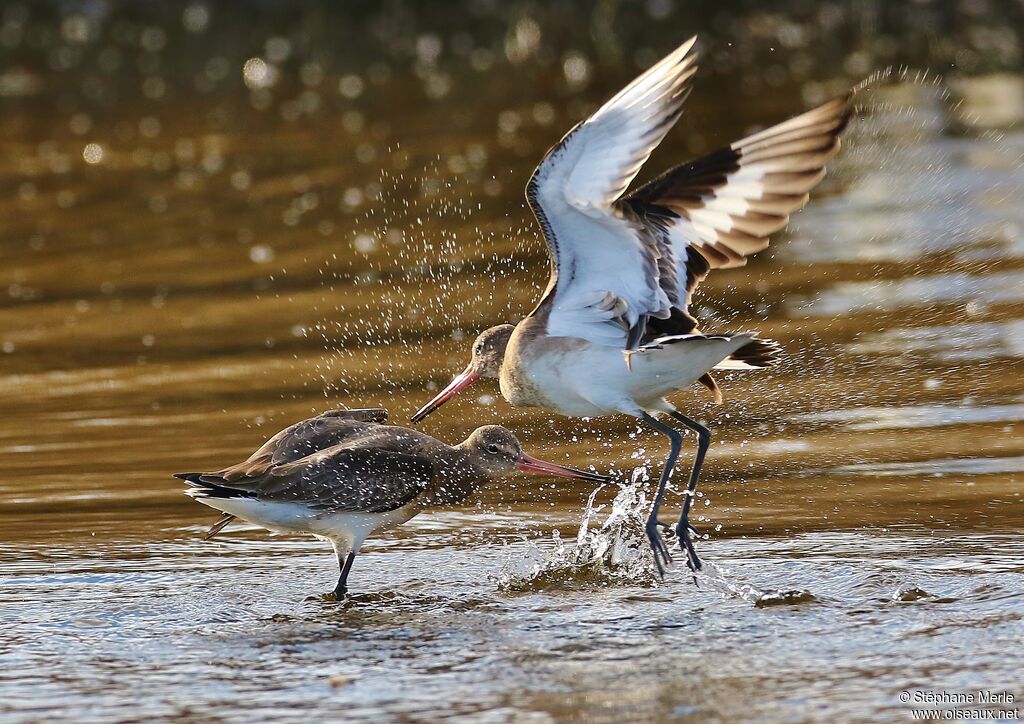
<box><xmin>422</xmin><ymin>445</ymin><xmax>487</xmax><ymax>507</ymax></box>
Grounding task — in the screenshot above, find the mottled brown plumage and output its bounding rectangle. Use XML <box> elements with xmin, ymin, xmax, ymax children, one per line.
<box><xmin>177</xmin><ymin>410</ymin><xmax>609</xmax><ymax>597</ymax></box>
<box><xmin>184</xmin><ymin>408</ymin><xmax>390</xmax><ymax>538</ymax></box>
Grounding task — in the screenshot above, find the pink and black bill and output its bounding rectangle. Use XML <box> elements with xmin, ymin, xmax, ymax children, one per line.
<box><xmin>410</xmin><ymin>366</ymin><xmax>478</xmax><ymax>423</ymax></box>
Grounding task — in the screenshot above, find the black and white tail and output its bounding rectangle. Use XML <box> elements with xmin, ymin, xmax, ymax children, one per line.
<box><xmin>175</xmin><ymin>472</ymin><xmax>255</xmax><ymax>500</ymax></box>
<box><xmin>640</xmin><ymin>332</ymin><xmax>781</xmax><ymax>369</ymax></box>
<box><xmin>714</xmin><ymin>336</ymin><xmax>782</xmax><ymax>370</ymax></box>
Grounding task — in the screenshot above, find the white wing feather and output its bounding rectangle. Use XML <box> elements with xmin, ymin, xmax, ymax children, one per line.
<box><xmin>528</xmin><ymin>37</ymin><xmax>700</xmax><ymax>346</ymax></box>
<box><xmin>526</xmin><ymin>37</ymin><xmax>850</xmax><ymax>348</ymax></box>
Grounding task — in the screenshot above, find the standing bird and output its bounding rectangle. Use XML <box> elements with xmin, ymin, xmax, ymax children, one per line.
<box><xmin>176</xmin><ymin>409</ymin><xmax>608</xmax><ymax>597</ymax></box>
<box><xmin>411</xmin><ymin>36</ymin><xmax>852</xmax><ymax>576</ymax></box>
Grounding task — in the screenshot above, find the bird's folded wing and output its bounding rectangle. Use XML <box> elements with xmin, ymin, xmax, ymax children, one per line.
<box><xmin>316</xmin><ymin>408</ymin><xmax>389</xmax><ymax>424</ymax></box>
<box><xmin>214</xmin><ymin>408</ymin><xmax>389</xmax><ymax>481</ymax></box>
<box><xmin>200</xmin><ymin>448</ymin><xmax>435</xmax><ymax>514</ymax></box>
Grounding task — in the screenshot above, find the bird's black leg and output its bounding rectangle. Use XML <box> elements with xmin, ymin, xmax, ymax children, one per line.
<box><xmin>640</xmin><ymin>412</ymin><xmax>683</xmax><ymax>578</ymax></box>
<box><xmin>333</xmin><ymin>551</ymin><xmax>356</xmax><ymax>599</ymax></box>
<box><xmin>668</xmin><ymin>411</ymin><xmax>711</xmax><ymax>573</ymax></box>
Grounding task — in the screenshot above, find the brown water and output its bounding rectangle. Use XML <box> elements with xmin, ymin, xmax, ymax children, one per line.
<box><xmin>1</xmin><ymin>3</ymin><xmax>1023</xmax><ymax>722</ymax></box>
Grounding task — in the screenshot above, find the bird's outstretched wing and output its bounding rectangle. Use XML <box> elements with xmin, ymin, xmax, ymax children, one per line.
<box><xmin>623</xmin><ymin>94</ymin><xmax>852</xmax><ymax>337</ymax></box>
<box><xmin>526</xmin><ymin>34</ymin><xmax>851</xmax><ymax>349</ymax></box>
<box><xmin>527</xmin><ymin>37</ymin><xmax>699</xmax><ymax>346</ymax></box>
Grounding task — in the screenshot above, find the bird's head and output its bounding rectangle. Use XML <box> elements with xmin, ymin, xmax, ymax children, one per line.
<box><xmin>411</xmin><ymin>324</ymin><xmax>514</xmax><ymax>423</ymax></box>
<box><xmin>461</xmin><ymin>425</ymin><xmax>610</xmax><ymax>482</ymax></box>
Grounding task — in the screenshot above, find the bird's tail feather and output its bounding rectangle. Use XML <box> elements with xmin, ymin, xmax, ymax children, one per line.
<box><xmin>714</xmin><ymin>336</ymin><xmax>782</xmax><ymax>370</ymax></box>
<box><xmin>177</xmin><ymin>473</ymin><xmax>255</xmax><ymax>500</ymax></box>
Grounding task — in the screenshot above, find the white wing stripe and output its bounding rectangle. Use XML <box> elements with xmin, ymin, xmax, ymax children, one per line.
<box><xmin>689</xmin><ymin>208</ymin><xmax>738</xmax><ymax>232</ymax></box>
<box><xmin>528</xmin><ymin>37</ymin><xmax>701</xmax><ymax>346</ymax></box>
<box><xmin>526</xmin><ymin>37</ymin><xmax>851</xmax><ymax>350</ymax></box>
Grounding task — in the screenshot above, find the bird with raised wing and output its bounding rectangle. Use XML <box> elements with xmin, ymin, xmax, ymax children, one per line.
<box><xmin>411</xmin><ymin>36</ymin><xmax>852</xmax><ymax>577</ymax></box>
<box><xmin>177</xmin><ymin>409</ymin><xmax>609</xmax><ymax>597</ymax></box>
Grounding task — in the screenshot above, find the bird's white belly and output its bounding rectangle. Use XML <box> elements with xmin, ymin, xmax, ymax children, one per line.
<box><xmin>195</xmin><ymin>496</ymin><xmax>414</xmax><ymax>547</ymax></box>
<box><xmin>514</xmin><ymin>354</ymin><xmax>610</xmax><ymax>416</ymax></box>
<box><xmin>504</xmin><ymin>345</ymin><xmax>644</xmax><ymax>416</ymax></box>
<box><xmin>505</xmin><ymin>336</ymin><xmax>742</xmax><ymax>416</ymax></box>
<box><xmin>501</xmin><ymin>345</ymin><xmax>605</xmax><ymax>416</ymax></box>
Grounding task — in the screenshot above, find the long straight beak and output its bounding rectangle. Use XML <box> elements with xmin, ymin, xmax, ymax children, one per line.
<box><xmin>410</xmin><ymin>366</ymin><xmax>479</xmax><ymax>423</ymax></box>
<box><xmin>516</xmin><ymin>452</ymin><xmax>611</xmax><ymax>483</ymax></box>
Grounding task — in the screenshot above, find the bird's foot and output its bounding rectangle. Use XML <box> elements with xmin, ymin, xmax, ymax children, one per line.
<box><xmin>645</xmin><ymin>517</ymin><xmax>673</xmax><ymax>579</ymax></box>
<box><xmin>329</xmin><ymin>585</ymin><xmax>349</xmax><ymax>602</ymax></box>
<box><xmin>675</xmin><ymin>518</ymin><xmax>703</xmax><ymax>575</ymax></box>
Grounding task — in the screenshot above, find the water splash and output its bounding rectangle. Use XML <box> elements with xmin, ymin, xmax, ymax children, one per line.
<box><xmin>498</xmin><ymin>468</ymin><xmax>818</xmax><ymax>607</ymax></box>
<box><xmin>497</xmin><ymin>469</ymin><xmax>659</xmax><ymax>591</ymax></box>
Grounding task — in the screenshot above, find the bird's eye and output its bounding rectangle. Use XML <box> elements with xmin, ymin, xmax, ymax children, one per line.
<box><xmin>486</xmin><ymin>444</ymin><xmax>499</xmax><ymax>454</ymax></box>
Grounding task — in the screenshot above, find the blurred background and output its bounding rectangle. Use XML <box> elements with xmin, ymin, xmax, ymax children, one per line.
<box><xmin>1</xmin><ymin>2</ymin><xmax>1022</xmax><ymax>720</ymax></box>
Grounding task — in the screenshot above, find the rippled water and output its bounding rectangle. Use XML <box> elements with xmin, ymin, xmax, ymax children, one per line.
<box><xmin>5</xmin><ymin>524</ymin><xmax>1024</xmax><ymax>721</ymax></box>
<box><xmin>2</xmin><ymin>3</ymin><xmax>1023</xmax><ymax>721</ymax></box>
